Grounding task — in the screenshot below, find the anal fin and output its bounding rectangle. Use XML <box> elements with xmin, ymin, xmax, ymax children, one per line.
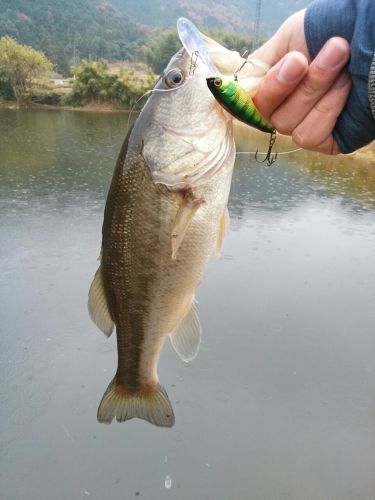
<box><xmin>169</xmin><ymin>299</ymin><xmax>202</xmax><ymax>362</ymax></box>
<box><xmin>88</xmin><ymin>265</ymin><xmax>115</xmax><ymax>337</ymax></box>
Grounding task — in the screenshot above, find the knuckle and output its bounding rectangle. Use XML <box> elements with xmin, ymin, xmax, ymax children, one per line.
<box><xmin>314</xmin><ymin>99</ymin><xmax>335</xmax><ymax>116</ymax></box>
<box><xmin>270</xmin><ymin>114</ymin><xmax>291</xmax><ymax>135</ymax></box>
<box><xmin>277</xmin><ymin>124</ymin><xmax>292</xmax><ymax>136</ymax></box>
<box><xmin>299</xmin><ymin>74</ymin><xmax>325</xmax><ymax>97</ymax></box>
<box><xmin>292</xmin><ymin>127</ymin><xmax>316</xmax><ymax>149</ymax></box>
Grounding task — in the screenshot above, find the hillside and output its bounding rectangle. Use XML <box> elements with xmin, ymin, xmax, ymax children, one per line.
<box><xmin>0</xmin><ymin>0</ymin><xmax>311</xmax><ymax>74</ymax></box>
<box><xmin>112</xmin><ymin>0</ymin><xmax>311</xmax><ymax>35</ymax></box>
<box><xmin>0</xmin><ymin>0</ymin><xmax>145</xmax><ymax>74</ymax></box>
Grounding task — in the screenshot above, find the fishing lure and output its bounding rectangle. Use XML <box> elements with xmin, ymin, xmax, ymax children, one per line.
<box><xmin>207</xmin><ymin>76</ymin><xmax>272</xmax><ymax>133</ymax></box>
<box><xmin>206</xmin><ymin>76</ymin><xmax>277</xmax><ymax>165</ymax></box>
<box><xmin>176</xmin><ymin>17</ymin><xmax>277</xmax><ymax>165</ymax></box>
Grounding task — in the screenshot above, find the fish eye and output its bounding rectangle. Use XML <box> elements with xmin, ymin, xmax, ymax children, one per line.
<box><xmin>164</xmin><ymin>69</ymin><xmax>185</xmax><ymax>88</ymax></box>
<box><xmin>214</xmin><ymin>77</ymin><xmax>222</xmax><ymax>87</ymax></box>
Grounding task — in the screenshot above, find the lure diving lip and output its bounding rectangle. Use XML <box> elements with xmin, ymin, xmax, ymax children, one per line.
<box><xmin>177</xmin><ymin>17</ymin><xmax>218</xmax><ymax>76</ymax></box>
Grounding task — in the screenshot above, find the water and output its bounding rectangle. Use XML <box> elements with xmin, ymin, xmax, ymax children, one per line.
<box><xmin>1</xmin><ymin>109</ymin><xmax>374</xmax><ymax>500</ymax></box>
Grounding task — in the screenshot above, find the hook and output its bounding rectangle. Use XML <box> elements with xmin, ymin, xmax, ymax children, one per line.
<box><xmin>255</xmin><ymin>130</ymin><xmax>278</xmax><ymax>166</ymax></box>
<box><xmin>234</xmin><ymin>58</ymin><xmax>255</xmax><ymax>82</ymax></box>
<box><xmin>255</xmin><ymin>149</ymin><xmax>278</xmax><ymax>166</ymax></box>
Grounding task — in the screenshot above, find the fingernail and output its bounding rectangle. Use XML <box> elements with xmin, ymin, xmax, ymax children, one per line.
<box><xmin>315</xmin><ymin>38</ymin><xmax>349</xmax><ymax>69</ymax></box>
<box><xmin>277</xmin><ymin>53</ymin><xmax>307</xmax><ymax>83</ymax></box>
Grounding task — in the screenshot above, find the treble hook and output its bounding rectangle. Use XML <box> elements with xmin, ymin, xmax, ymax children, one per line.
<box><xmin>234</xmin><ymin>58</ymin><xmax>255</xmax><ymax>82</ymax></box>
<box><xmin>255</xmin><ymin>129</ymin><xmax>278</xmax><ymax>166</ymax></box>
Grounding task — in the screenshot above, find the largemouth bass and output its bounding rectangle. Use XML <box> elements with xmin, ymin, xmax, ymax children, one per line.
<box><xmin>88</xmin><ymin>34</ymin><xmax>268</xmax><ymax>427</ymax></box>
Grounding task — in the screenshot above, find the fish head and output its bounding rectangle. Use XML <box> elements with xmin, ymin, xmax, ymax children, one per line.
<box><xmin>133</xmin><ymin>35</ymin><xmax>268</xmax><ymax>189</ymax></box>
<box><xmin>151</xmin><ymin>47</ymin><xmax>217</xmax><ymax>135</ymax></box>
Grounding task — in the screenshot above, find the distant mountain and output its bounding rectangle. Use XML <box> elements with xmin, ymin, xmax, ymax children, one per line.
<box><xmin>0</xmin><ymin>0</ymin><xmax>311</xmax><ymax>74</ymax></box>
<box><xmin>0</xmin><ymin>0</ymin><xmax>145</xmax><ymax>74</ymax></box>
<box><xmin>112</xmin><ymin>0</ymin><xmax>311</xmax><ymax>35</ymax></box>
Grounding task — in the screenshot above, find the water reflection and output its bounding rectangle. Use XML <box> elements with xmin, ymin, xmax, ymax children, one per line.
<box><xmin>1</xmin><ymin>109</ymin><xmax>374</xmax><ymax>500</ymax></box>
<box><xmin>235</xmin><ymin>123</ymin><xmax>375</xmax><ymax>208</ymax></box>
<box><xmin>231</xmin><ymin>154</ymin><xmax>314</xmax><ymax>219</ymax></box>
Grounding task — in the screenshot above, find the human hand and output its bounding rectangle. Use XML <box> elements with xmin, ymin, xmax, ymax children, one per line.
<box><xmin>252</xmin><ymin>10</ymin><xmax>351</xmax><ymax>154</ymax></box>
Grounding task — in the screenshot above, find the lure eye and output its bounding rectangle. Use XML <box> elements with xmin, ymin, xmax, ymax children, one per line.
<box><xmin>214</xmin><ymin>77</ymin><xmax>222</xmax><ymax>87</ymax></box>
<box><xmin>164</xmin><ymin>69</ymin><xmax>185</xmax><ymax>88</ymax></box>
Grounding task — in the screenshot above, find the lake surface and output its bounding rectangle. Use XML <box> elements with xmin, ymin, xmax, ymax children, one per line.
<box><xmin>1</xmin><ymin>108</ymin><xmax>374</xmax><ymax>500</ymax></box>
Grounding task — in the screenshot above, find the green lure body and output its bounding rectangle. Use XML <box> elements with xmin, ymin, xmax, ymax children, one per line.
<box><xmin>207</xmin><ymin>77</ymin><xmax>274</xmax><ymax>134</ymax></box>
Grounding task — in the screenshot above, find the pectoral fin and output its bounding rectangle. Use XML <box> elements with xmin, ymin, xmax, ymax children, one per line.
<box><xmin>88</xmin><ymin>265</ymin><xmax>115</xmax><ymax>337</ymax></box>
<box><xmin>171</xmin><ymin>191</ymin><xmax>204</xmax><ymax>260</ymax></box>
<box><xmin>169</xmin><ymin>299</ymin><xmax>202</xmax><ymax>362</ymax></box>
<box><xmin>214</xmin><ymin>207</ymin><xmax>229</xmax><ymax>260</ymax></box>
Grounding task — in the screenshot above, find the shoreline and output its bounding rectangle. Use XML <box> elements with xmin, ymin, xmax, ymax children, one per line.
<box><xmin>0</xmin><ymin>101</ymin><xmax>133</xmax><ymax>113</ymax></box>
<box><xmin>1</xmin><ymin>101</ymin><xmax>374</xmax><ymax>158</ymax></box>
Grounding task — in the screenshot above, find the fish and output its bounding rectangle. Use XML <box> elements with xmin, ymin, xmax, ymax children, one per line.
<box><xmin>88</xmin><ymin>33</ymin><xmax>268</xmax><ymax>427</ymax></box>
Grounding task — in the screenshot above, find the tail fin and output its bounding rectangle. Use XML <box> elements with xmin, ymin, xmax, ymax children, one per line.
<box><xmin>97</xmin><ymin>377</ymin><xmax>175</xmax><ymax>427</ymax></box>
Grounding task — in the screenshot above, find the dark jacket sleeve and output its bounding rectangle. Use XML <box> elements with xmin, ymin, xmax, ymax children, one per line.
<box><xmin>369</xmin><ymin>54</ymin><xmax>375</xmax><ymax>120</ymax></box>
<box><xmin>304</xmin><ymin>0</ymin><xmax>375</xmax><ymax>153</ymax></box>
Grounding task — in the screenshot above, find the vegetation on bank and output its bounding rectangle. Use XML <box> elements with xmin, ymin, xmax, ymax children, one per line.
<box><xmin>68</xmin><ymin>59</ymin><xmax>155</xmax><ymax>107</ymax></box>
<box><xmin>0</xmin><ymin>26</ymin><xmax>260</xmax><ymax>109</ymax></box>
<box><xmin>0</xmin><ymin>36</ymin><xmax>52</xmax><ymax>105</ymax></box>
<box><xmin>0</xmin><ymin>37</ymin><xmax>156</xmax><ymax>108</ymax></box>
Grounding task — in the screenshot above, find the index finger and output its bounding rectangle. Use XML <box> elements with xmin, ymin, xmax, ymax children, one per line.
<box><xmin>251</xmin><ymin>10</ymin><xmax>309</xmax><ymax>66</ymax></box>
<box><xmin>253</xmin><ymin>51</ymin><xmax>308</xmax><ymax>120</ymax></box>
